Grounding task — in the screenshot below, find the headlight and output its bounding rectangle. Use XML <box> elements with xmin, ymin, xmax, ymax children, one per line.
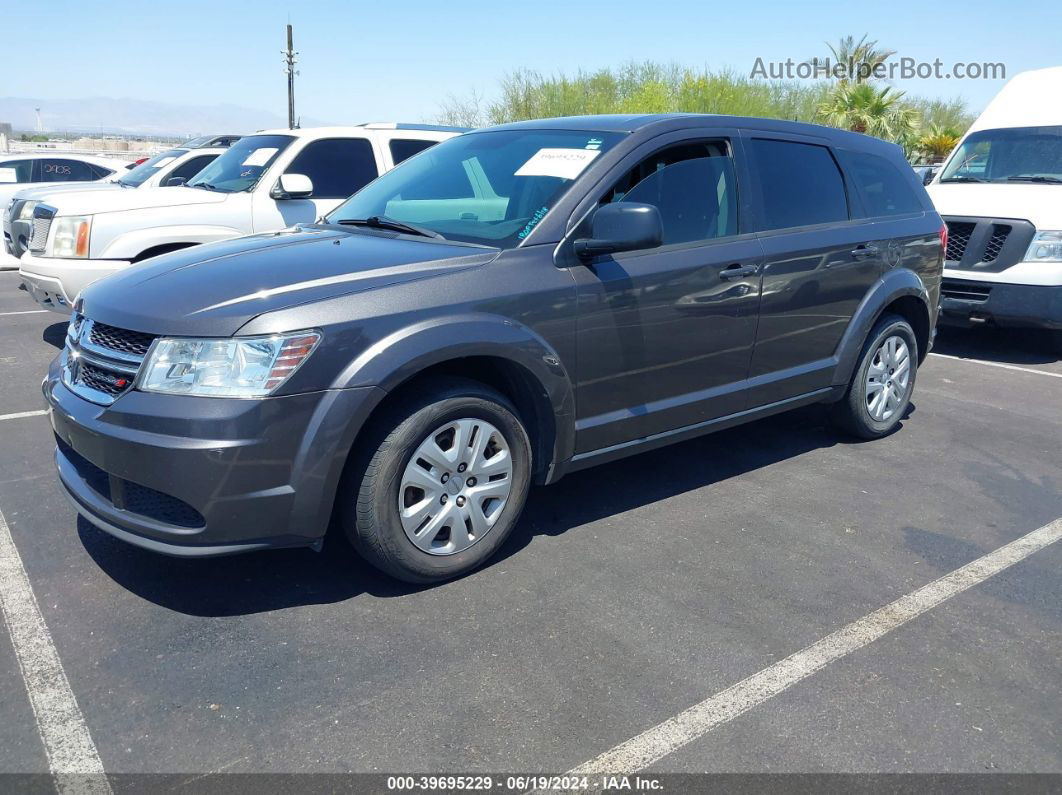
<box><xmin>138</xmin><ymin>331</ymin><xmax>321</xmax><ymax>398</ymax></box>
<box><xmin>18</xmin><ymin>200</ymin><xmax>38</xmax><ymax>220</ymax></box>
<box><xmin>1025</xmin><ymin>230</ymin><xmax>1062</xmax><ymax>262</ymax></box>
<box><xmin>48</xmin><ymin>216</ymin><xmax>92</xmax><ymax>258</ymax></box>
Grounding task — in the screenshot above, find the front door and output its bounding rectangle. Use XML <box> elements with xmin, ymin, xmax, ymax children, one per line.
<box><xmin>569</xmin><ymin>138</ymin><xmax>763</xmax><ymax>453</ymax></box>
<box><xmin>253</xmin><ymin>137</ymin><xmax>381</xmax><ymax>232</ymax></box>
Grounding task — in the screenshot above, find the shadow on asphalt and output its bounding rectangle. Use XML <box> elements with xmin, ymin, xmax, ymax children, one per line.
<box><xmin>80</xmin><ymin>402</ymin><xmax>916</xmax><ymax>618</ymax></box>
<box><xmin>43</xmin><ymin>322</ymin><xmax>66</xmax><ymax>350</ymax></box>
<box><xmin>933</xmin><ymin>325</ymin><xmax>1060</xmax><ymax>366</ymax></box>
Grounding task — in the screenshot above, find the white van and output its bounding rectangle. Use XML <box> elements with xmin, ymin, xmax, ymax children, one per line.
<box><xmin>926</xmin><ymin>67</ymin><xmax>1062</xmax><ymax>349</ymax></box>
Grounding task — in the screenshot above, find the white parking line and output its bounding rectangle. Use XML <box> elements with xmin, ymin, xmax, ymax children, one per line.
<box><xmin>557</xmin><ymin>518</ymin><xmax>1062</xmax><ymax>779</ymax></box>
<box><xmin>0</xmin><ymin>310</ymin><xmax>49</xmax><ymax>317</ymax></box>
<box><xmin>0</xmin><ymin>507</ymin><xmax>111</xmax><ymax>794</ymax></box>
<box><xmin>929</xmin><ymin>352</ymin><xmax>1062</xmax><ymax>379</ymax></box>
<box><xmin>0</xmin><ymin>409</ymin><xmax>48</xmax><ymax>422</ymax></box>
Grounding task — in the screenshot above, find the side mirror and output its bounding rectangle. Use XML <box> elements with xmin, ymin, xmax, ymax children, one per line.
<box><xmin>573</xmin><ymin>202</ymin><xmax>663</xmax><ymax>261</ymax></box>
<box><xmin>165</xmin><ymin>176</ymin><xmax>187</xmax><ymax>187</ymax></box>
<box><xmin>271</xmin><ymin>173</ymin><xmax>313</xmax><ymax>200</ymax></box>
<box><xmin>922</xmin><ymin>169</ymin><xmax>936</xmax><ymax>186</ymax></box>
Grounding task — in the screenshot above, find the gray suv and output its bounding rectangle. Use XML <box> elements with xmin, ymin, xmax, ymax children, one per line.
<box><xmin>45</xmin><ymin>114</ymin><xmax>944</xmax><ymax>583</ymax></box>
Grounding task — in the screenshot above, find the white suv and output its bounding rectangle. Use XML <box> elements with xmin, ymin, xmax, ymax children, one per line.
<box><xmin>18</xmin><ymin>124</ymin><xmax>465</xmax><ymax>312</ymax></box>
<box><xmin>4</xmin><ymin>141</ymin><xmax>236</xmax><ymax>261</ymax></box>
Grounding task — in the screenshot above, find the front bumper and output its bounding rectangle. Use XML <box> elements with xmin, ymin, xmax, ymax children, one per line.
<box><xmin>939</xmin><ymin>277</ymin><xmax>1062</xmax><ymax>330</ymax></box>
<box><xmin>44</xmin><ymin>359</ymin><xmax>384</xmax><ymax>556</ymax></box>
<box><xmin>19</xmin><ymin>254</ymin><xmax>132</xmax><ymax>314</ymax></box>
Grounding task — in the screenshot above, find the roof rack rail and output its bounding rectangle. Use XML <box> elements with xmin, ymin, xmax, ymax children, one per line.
<box><xmin>356</xmin><ymin>122</ymin><xmax>473</xmax><ymax>133</ymax></box>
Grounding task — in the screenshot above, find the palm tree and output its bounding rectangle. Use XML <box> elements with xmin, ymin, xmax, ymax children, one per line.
<box><xmin>912</xmin><ymin>124</ymin><xmax>963</xmax><ymax>163</ymax></box>
<box><xmin>822</xmin><ymin>34</ymin><xmax>896</xmax><ymax>84</ymax></box>
<box><xmin>816</xmin><ymin>82</ymin><xmax>919</xmax><ymax>142</ymax></box>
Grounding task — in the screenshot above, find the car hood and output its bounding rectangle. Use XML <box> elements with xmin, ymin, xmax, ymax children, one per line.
<box><xmin>36</xmin><ymin>185</ymin><xmax>227</xmax><ymax>216</ymax></box>
<box><xmin>80</xmin><ymin>226</ymin><xmax>499</xmax><ymax>337</ymax></box>
<box><xmin>12</xmin><ymin>182</ymin><xmax>122</xmax><ymax>202</ymax></box>
<box><xmin>927</xmin><ymin>183</ymin><xmax>1062</xmax><ymax>229</ymax></box>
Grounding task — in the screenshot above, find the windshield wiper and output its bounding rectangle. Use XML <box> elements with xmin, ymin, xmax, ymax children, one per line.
<box><xmin>336</xmin><ymin>215</ymin><xmax>445</xmax><ymax>240</ymax></box>
<box><xmin>940</xmin><ymin>175</ymin><xmax>986</xmax><ymax>183</ymax></box>
<box><xmin>1006</xmin><ymin>175</ymin><xmax>1062</xmax><ymax>184</ymax></box>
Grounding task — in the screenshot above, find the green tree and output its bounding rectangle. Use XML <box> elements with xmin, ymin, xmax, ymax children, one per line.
<box><xmin>820</xmin><ymin>34</ymin><xmax>896</xmax><ymax>84</ymax></box>
<box><xmin>816</xmin><ymin>82</ymin><xmax>919</xmax><ymax>141</ymax></box>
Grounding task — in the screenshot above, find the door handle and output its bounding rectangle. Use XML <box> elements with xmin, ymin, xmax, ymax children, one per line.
<box><xmin>719</xmin><ymin>263</ymin><xmax>758</xmax><ymax>281</ymax></box>
<box><xmin>851</xmin><ymin>244</ymin><xmax>880</xmax><ymax>259</ymax></box>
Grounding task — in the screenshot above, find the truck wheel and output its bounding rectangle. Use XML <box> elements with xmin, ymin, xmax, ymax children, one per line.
<box><xmin>832</xmin><ymin>313</ymin><xmax>918</xmax><ymax>440</ymax></box>
<box><xmin>343</xmin><ymin>378</ymin><xmax>532</xmax><ymax>584</ymax></box>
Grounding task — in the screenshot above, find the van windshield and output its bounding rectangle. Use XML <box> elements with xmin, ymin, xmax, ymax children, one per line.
<box><xmin>940</xmin><ymin>126</ymin><xmax>1062</xmax><ymax>183</ymax></box>
<box><xmin>186</xmin><ymin>135</ymin><xmax>294</xmax><ymax>193</ymax></box>
<box><xmin>327</xmin><ymin>129</ymin><xmax>626</xmax><ymax>248</ymax></box>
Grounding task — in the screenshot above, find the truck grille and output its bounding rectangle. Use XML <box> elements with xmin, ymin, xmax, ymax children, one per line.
<box><xmin>945</xmin><ymin>221</ymin><xmax>975</xmax><ymax>262</ymax></box>
<box><xmin>27</xmin><ymin>203</ymin><xmax>57</xmax><ymax>253</ymax></box>
<box><xmin>941</xmin><ymin>278</ymin><xmax>992</xmax><ymax>302</ymax></box>
<box><xmin>982</xmin><ymin>224</ymin><xmax>1011</xmax><ymax>263</ymax></box>
<box><xmin>61</xmin><ymin>315</ymin><xmax>157</xmax><ymax>406</ymax></box>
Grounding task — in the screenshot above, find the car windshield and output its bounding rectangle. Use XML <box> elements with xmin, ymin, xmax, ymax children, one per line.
<box><xmin>326</xmin><ymin>129</ymin><xmax>627</xmax><ymax>248</ymax></box>
<box><xmin>186</xmin><ymin>134</ymin><xmax>294</xmax><ymax>193</ymax></box>
<box><xmin>940</xmin><ymin>126</ymin><xmax>1062</xmax><ymax>182</ymax></box>
<box><xmin>117</xmin><ymin>149</ymin><xmax>186</xmax><ymax>187</ymax></box>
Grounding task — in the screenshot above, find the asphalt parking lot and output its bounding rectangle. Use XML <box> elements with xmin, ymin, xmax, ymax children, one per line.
<box><xmin>0</xmin><ymin>266</ymin><xmax>1059</xmax><ymax>785</ymax></box>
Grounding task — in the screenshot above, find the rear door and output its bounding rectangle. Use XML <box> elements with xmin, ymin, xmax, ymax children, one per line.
<box><xmin>743</xmin><ymin>133</ymin><xmax>882</xmax><ymax>406</ymax></box>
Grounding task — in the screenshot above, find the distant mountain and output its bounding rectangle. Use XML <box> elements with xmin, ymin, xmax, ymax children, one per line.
<box><xmin>0</xmin><ymin>96</ymin><xmax>333</xmax><ymax>136</ymax></box>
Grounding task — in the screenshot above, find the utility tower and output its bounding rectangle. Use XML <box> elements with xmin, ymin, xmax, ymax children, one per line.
<box><xmin>35</xmin><ymin>107</ymin><xmax>43</xmax><ymax>133</ymax></box>
<box><xmin>282</xmin><ymin>25</ymin><xmax>298</xmax><ymax>129</ymax></box>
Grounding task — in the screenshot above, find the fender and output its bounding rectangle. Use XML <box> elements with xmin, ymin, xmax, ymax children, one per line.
<box><xmin>98</xmin><ymin>224</ymin><xmax>242</xmax><ymax>260</ymax></box>
<box><xmin>332</xmin><ymin>312</ymin><xmax>577</xmax><ymax>482</ymax></box>
<box><xmin>832</xmin><ymin>267</ymin><xmax>932</xmax><ymax>388</ymax></box>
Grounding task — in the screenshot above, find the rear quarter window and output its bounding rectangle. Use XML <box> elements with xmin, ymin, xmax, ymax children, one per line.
<box><xmin>841</xmin><ymin>150</ymin><xmax>925</xmax><ymax>217</ymax></box>
<box><xmin>749</xmin><ymin>138</ymin><xmax>849</xmax><ymax>230</ymax></box>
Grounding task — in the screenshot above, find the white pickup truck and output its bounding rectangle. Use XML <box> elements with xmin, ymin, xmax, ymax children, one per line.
<box><xmin>19</xmin><ymin>123</ymin><xmax>465</xmax><ymax>312</ymax></box>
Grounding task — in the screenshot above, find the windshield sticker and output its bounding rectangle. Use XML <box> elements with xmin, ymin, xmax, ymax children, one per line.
<box><xmin>585</xmin><ymin>138</ymin><xmax>604</xmax><ymax>150</ymax></box>
<box><xmin>515</xmin><ymin>148</ymin><xmax>601</xmax><ymax>180</ymax></box>
<box><xmin>518</xmin><ymin>206</ymin><xmax>549</xmax><ymax>240</ymax></box>
<box><xmin>0</xmin><ymin>168</ymin><xmax>17</xmax><ymax>182</ymax></box>
<box><xmin>242</xmin><ymin>148</ymin><xmax>278</xmax><ymax>167</ymax></box>
<box><xmin>152</xmin><ymin>156</ymin><xmax>177</xmax><ymax>168</ymax></box>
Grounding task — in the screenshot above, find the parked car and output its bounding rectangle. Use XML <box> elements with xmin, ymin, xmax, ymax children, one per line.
<box><xmin>912</xmin><ymin>164</ymin><xmax>938</xmax><ymax>185</ymax></box>
<box><xmin>18</xmin><ymin>123</ymin><xmax>465</xmax><ymax>311</ymax></box>
<box><xmin>4</xmin><ymin>140</ymin><xmax>237</xmax><ymax>260</ymax></box>
<box><xmin>47</xmin><ymin>114</ymin><xmax>943</xmax><ymax>583</ymax></box>
<box><xmin>926</xmin><ymin>66</ymin><xmax>1062</xmax><ymax>349</ymax></box>
<box><xmin>0</xmin><ymin>152</ymin><xmax>130</xmax><ymax>268</ymax></box>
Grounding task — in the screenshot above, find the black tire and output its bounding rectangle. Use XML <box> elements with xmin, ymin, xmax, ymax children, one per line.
<box><xmin>1052</xmin><ymin>330</ymin><xmax>1062</xmax><ymax>355</ymax></box>
<box><xmin>342</xmin><ymin>377</ymin><xmax>532</xmax><ymax>584</ymax></box>
<box><xmin>831</xmin><ymin>313</ymin><xmax>918</xmax><ymax>439</ymax></box>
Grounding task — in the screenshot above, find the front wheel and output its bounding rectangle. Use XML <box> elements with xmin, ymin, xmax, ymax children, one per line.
<box><xmin>342</xmin><ymin>378</ymin><xmax>532</xmax><ymax>583</ymax></box>
<box><xmin>832</xmin><ymin>314</ymin><xmax>918</xmax><ymax>439</ymax></box>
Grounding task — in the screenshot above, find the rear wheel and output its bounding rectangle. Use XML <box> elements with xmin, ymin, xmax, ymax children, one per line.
<box><xmin>343</xmin><ymin>378</ymin><xmax>532</xmax><ymax>583</ymax></box>
<box><xmin>832</xmin><ymin>313</ymin><xmax>918</xmax><ymax>439</ymax></box>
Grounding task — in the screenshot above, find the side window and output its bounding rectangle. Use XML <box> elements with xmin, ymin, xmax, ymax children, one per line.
<box><xmin>750</xmin><ymin>139</ymin><xmax>849</xmax><ymax>230</ymax></box>
<box><xmin>601</xmin><ymin>141</ymin><xmax>739</xmax><ymax>245</ymax></box>
<box><xmin>390</xmin><ymin>138</ymin><xmax>437</xmax><ymax>165</ymax></box>
<box><xmin>0</xmin><ymin>159</ymin><xmax>34</xmax><ymax>183</ymax></box>
<box><xmin>39</xmin><ymin>159</ymin><xmax>99</xmax><ymax>182</ymax></box>
<box><xmin>285</xmin><ymin>138</ymin><xmax>379</xmax><ymax>199</ymax></box>
<box><xmin>841</xmin><ymin>150</ymin><xmax>924</xmax><ymax>217</ymax></box>
<box><xmin>169</xmin><ymin>155</ymin><xmax>217</xmax><ymax>182</ymax></box>
<box><xmin>87</xmin><ymin>163</ymin><xmax>116</xmax><ymax>180</ymax></box>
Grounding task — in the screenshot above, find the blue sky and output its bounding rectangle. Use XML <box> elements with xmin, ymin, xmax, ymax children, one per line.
<box><xmin>4</xmin><ymin>0</ymin><xmax>1058</xmax><ymax>123</ymax></box>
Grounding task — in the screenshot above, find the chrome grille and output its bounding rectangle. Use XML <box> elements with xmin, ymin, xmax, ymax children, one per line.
<box><xmin>61</xmin><ymin>315</ymin><xmax>156</xmax><ymax>406</ymax></box>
